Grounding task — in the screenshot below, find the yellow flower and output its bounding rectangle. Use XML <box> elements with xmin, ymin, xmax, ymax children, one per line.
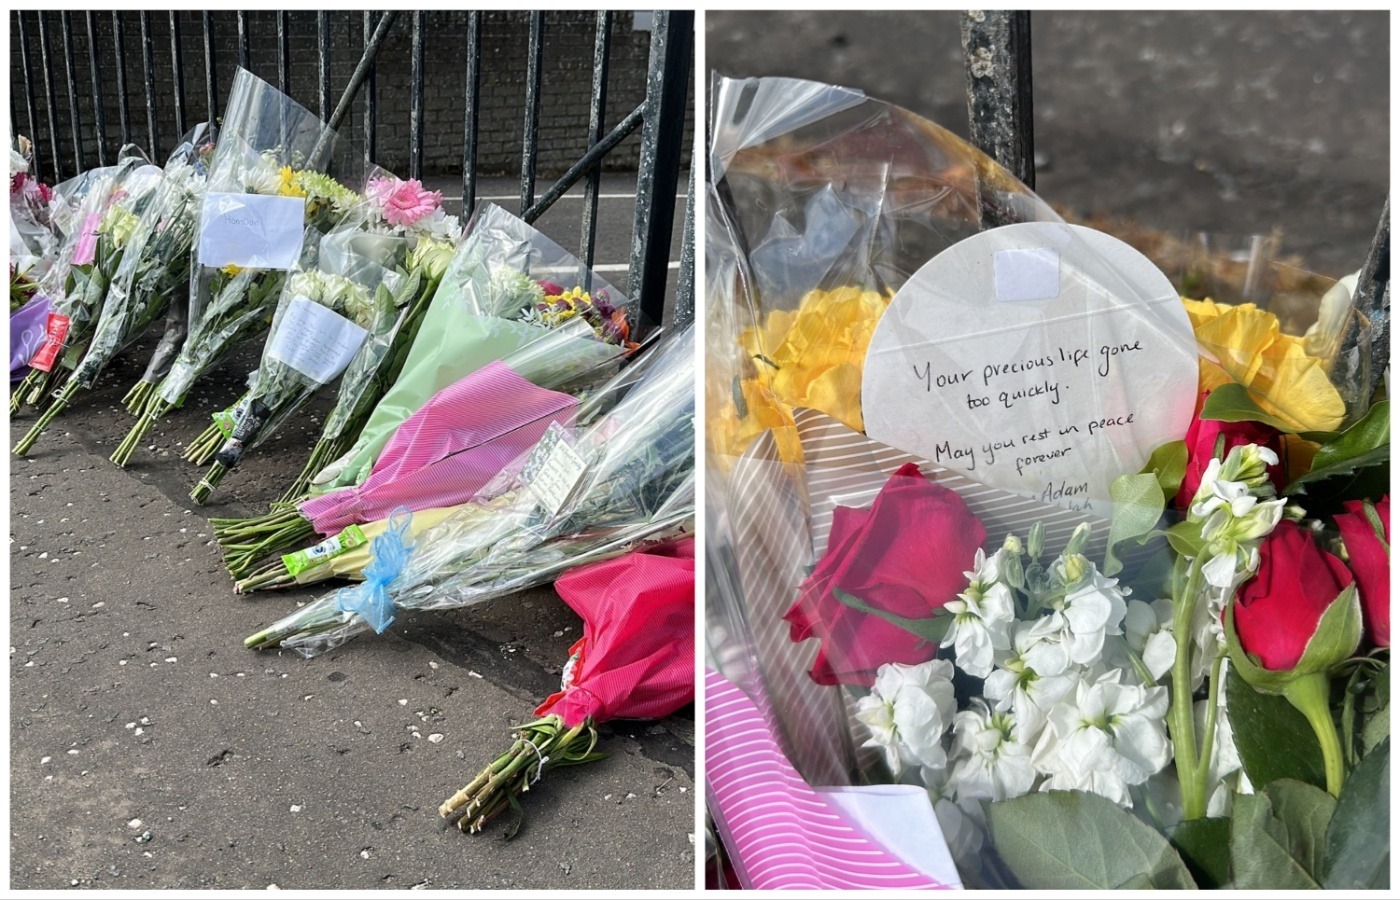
<box><xmin>221</xmin><ymin>264</ymin><xmax>243</xmax><ymax>277</ymax></box>
<box><xmin>277</xmin><ymin>166</ymin><xmax>307</xmax><ymax>199</ymax></box>
<box><xmin>1184</xmin><ymin>297</ymin><xmax>1346</xmax><ymax>432</ymax></box>
<box><xmin>712</xmin><ymin>286</ymin><xmax>892</xmax><ymax>462</ymax></box>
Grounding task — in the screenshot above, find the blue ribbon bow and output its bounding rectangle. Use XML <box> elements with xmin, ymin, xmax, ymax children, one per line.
<box><xmin>336</xmin><ymin>507</ymin><xmax>413</xmax><ymax>634</ymax></box>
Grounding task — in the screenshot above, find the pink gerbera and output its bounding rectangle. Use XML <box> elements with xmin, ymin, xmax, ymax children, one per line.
<box><xmin>367</xmin><ymin>176</ymin><xmax>441</xmax><ymax>228</ymax></box>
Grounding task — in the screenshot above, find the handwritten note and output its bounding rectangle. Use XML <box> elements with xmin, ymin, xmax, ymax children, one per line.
<box><xmin>197</xmin><ymin>192</ymin><xmax>305</xmax><ymax>270</ymax></box>
<box><xmin>523</xmin><ymin>422</ymin><xmax>589</xmax><ymax>516</ymax></box>
<box><xmin>861</xmin><ymin>222</ymin><xmax>1198</xmax><ymax>516</ymax></box>
<box><xmin>265</xmin><ymin>296</ymin><xmax>369</xmax><ymax>383</ymax></box>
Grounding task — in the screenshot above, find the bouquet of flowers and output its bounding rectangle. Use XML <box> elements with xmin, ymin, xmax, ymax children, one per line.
<box><xmin>439</xmin><ymin>537</ymin><xmax>694</xmax><ymax>837</ymax></box>
<box><xmin>243</xmin><ymin>323</ymin><xmax>694</xmax><ymax>657</ymax></box>
<box><xmin>111</xmin><ymin>67</ymin><xmax>364</xmax><ymax>466</ymax></box>
<box><xmin>182</xmin><ymin>175</ymin><xmax>462</xmax><ymax>499</ymax></box>
<box><xmin>211</xmin><ymin>202</ymin><xmax>641</xmax><ymax>577</ymax></box>
<box><xmin>704</xmin><ymin>77</ymin><xmax>1388</xmax><ymax>890</ymax></box>
<box><xmin>13</xmin><ymin>124</ymin><xmax>217</xmax><ymax>455</ymax></box>
<box><xmin>11</xmin><ymin>151</ymin><xmax>162</xmax><ymax>411</ymax></box>
<box><xmin>9</xmin><ymin>137</ymin><xmax>57</xmax><ymax>313</ymax></box>
<box><xmin>230</xmin><ymin>321</ymin><xmax>647</xmax><ymax>592</ymax></box>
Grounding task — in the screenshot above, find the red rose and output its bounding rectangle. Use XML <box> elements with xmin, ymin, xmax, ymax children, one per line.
<box><xmin>1174</xmin><ymin>390</ymin><xmax>1284</xmax><ymax>509</ymax></box>
<box><xmin>1335</xmin><ymin>496</ymin><xmax>1389</xmax><ymax>648</ymax></box>
<box><xmin>783</xmin><ymin>462</ymin><xmax>986</xmax><ymax>686</ymax></box>
<box><xmin>1234</xmin><ymin>520</ymin><xmax>1355</xmax><ymax>670</ymax></box>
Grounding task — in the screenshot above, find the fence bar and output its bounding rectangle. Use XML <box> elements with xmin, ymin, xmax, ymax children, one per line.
<box><xmin>673</xmin><ymin>160</ymin><xmax>695</xmax><ymax>328</ymax></box>
<box><xmin>308</xmin><ymin>12</ymin><xmax>398</xmax><ymax>169</ymax></box>
<box><xmin>140</xmin><ymin>12</ymin><xmax>159</xmax><ymax>158</ymax></box>
<box><xmin>237</xmin><ymin>12</ymin><xmax>250</xmax><ymax>71</ymax></box>
<box><xmin>83</xmin><ymin>13</ymin><xmax>108</xmax><ymax>167</ymax></box>
<box><xmin>409</xmin><ymin>12</ymin><xmax>425</xmax><ymax>180</ymax></box>
<box><xmin>113</xmin><ymin>14</ymin><xmax>131</xmax><ymax>146</ymax></box>
<box><xmin>61</xmin><ymin>12</ymin><xmax>85</xmax><ymax>173</ymax></box>
<box><xmin>363</xmin><ymin>12</ymin><xmax>378</xmax><ymax>172</ymax></box>
<box><xmin>169</xmin><ymin>12</ymin><xmax>187</xmax><ymax>139</ymax></box>
<box><xmin>962</xmin><ymin>11</ymin><xmax>1035</xmax><ymax>230</ymax></box>
<box><xmin>38</xmin><ymin>13</ymin><xmax>62</xmax><ymax>180</ymax></box>
<box><xmin>17</xmin><ymin>14</ymin><xmax>43</xmax><ymax>178</ymax></box>
<box><xmin>580</xmin><ymin>11</ymin><xmax>613</xmax><ymax>272</ymax></box>
<box><xmin>518</xmin><ymin>12</ymin><xmax>546</xmax><ymax>214</ymax></box>
<box><xmin>202</xmin><ymin>13</ymin><xmax>218</xmax><ymax>123</ymax></box>
<box><xmin>628</xmin><ymin>10</ymin><xmax>693</xmax><ymax>333</ymax></box>
<box><xmin>274</xmin><ymin>13</ymin><xmax>289</xmax><ymax>95</ymax></box>
<box><xmin>318</xmin><ymin>13</ymin><xmax>332</xmax><ymax>121</ymax></box>
<box><xmin>1334</xmin><ymin>198</ymin><xmax>1391</xmax><ymax>402</ymax></box>
<box><xmin>523</xmin><ymin>103</ymin><xmax>645</xmax><ymax>223</ymax></box>
<box><xmin>460</xmin><ymin>11</ymin><xmax>483</xmax><ymax>214</ymax></box>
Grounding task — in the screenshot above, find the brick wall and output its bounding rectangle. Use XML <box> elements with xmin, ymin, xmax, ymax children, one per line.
<box><xmin>10</xmin><ymin>11</ymin><xmax>693</xmax><ymax>182</ymax></box>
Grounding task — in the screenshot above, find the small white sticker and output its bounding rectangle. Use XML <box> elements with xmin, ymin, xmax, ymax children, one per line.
<box><xmin>994</xmin><ymin>247</ymin><xmax>1060</xmax><ymax>302</ymax></box>
<box><xmin>197</xmin><ymin>192</ymin><xmax>306</xmax><ymax>270</ymax></box>
<box><xmin>524</xmin><ymin>423</ymin><xmax>589</xmax><ymax>516</ymax></box>
<box><xmin>265</xmin><ymin>296</ymin><xmax>369</xmax><ymax>384</ymax></box>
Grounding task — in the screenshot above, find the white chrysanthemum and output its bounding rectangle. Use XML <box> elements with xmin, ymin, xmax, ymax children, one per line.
<box><xmin>416</xmin><ymin>207</ymin><xmax>462</xmax><ymax>243</ymax></box>
<box><xmin>941</xmin><ymin>550</ymin><xmax>1015</xmax><ymax>678</ymax></box>
<box><xmin>854</xmin><ymin>659</ymin><xmax>957</xmax><ymax>775</ymax></box>
<box><xmin>1031</xmin><ymin>669</ymin><xmax>1171</xmax><ymax>807</ymax></box>
<box><xmin>947</xmin><ymin>699</ymin><xmax>1036</xmax><ymax>803</ymax></box>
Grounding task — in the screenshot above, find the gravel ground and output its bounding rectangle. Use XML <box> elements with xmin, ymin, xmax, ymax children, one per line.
<box><xmin>9</xmin><ymin>177</ymin><xmax>694</xmax><ymax>890</ymax></box>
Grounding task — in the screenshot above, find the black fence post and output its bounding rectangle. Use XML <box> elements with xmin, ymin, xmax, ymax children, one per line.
<box><xmin>1333</xmin><ymin>198</ymin><xmax>1390</xmax><ymax>404</ymax></box>
<box><xmin>629</xmin><ymin>10</ymin><xmax>693</xmax><ymax>334</ymax></box>
<box><xmin>962</xmin><ymin>10</ymin><xmax>1035</xmax><ymax>229</ymax></box>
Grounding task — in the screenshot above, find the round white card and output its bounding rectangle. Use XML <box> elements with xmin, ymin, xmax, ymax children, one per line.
<box><xmin>861</xmin><ymin>222</ymin><xmax>1198</xmax><ymax>517</ymax></box>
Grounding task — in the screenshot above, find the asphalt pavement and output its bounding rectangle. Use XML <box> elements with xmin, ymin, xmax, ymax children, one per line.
<box><xmin>8</xmin><ymin>177</ymin><xmax>694</xmax><ymax>890</ymax></box>
<box><xmin>707</xmin><ymin>10</ymin><xmax>1389</xmax><ymax>278</ymax></box>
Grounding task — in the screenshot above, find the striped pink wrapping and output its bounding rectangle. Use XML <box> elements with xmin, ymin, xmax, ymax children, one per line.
<box><xmin>706</xmin><ymin>669</ymin><xmax>951</xmax><ymax>891</ymax></box>
<box><xmin>300</xmin><ymin>360</ymin><xmax>578</xmax><ymax>535</ymax></box>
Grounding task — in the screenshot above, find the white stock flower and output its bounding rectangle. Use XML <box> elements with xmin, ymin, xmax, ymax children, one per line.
<box><xmin>1042</xmin><ymin>559</ymin><xmax>1129</xmax><ymax>666</ymax></box>
<box><xmin>921</xmin><ymin>765</ymin><xmax>986</xmax><ymax>873</ymax></box>
<box><xmin>941</xmin><ymin>550</ymin><xmax>1015</xmax><ymax>678</ymax></box>
<box><xmin>854</xmin><ymin>659</ymin><xmax>957</xmax><ymax>775</ymax></box>
<box><xmin>417</xmin><ymin>207</ymin><xmax>463</xmax><ymax>243</ymax></box>
<box><xmin>984</xmin><ymin>619</ymin><xmax>1078</xmax><ymax>744</ymax></box>
<box><xmin>1031</xmin><ymin>669</ymin><xmax>1172</xmax><ymax>807</ymax></box>
<box><xmin>947</xmin><ymin>699</ymin><xmax>1036</xmax><ymax>803</ymax></box>
<box><xmin>1123</xmin><ymin>598</ymin><xmax>1176</xmax><ymax>682</ymax></box>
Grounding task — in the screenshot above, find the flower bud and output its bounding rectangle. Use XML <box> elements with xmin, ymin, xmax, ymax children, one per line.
<box><xmin>409</xmin><ymin>238</ymin><xmax>454</xmax><ymax>281</ymax></box>
<box><xmin>1218</xmin><ymin>443</ymin><xmax>1280</xmax><ymax>496</ymax></box>
<box><xmin>1054</xmin><ymin>553</ymin><xmax>1090</xmax><ymax>587</ymax></box>
<box><xmin>1002</xmin><ymin>534</ymin><xmax>1024</xmax><ymax>557</ymax></box>
<box><xmin>1027</xmin><ymin>522</ymin><xmax>1045</xmax><ymax>561</ymax></box>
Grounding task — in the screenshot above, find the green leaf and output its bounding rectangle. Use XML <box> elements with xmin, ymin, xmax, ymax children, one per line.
<box><xmin>1104</xmin><ymin>472</ymin><xmax>1167</xmax><ymax>576</ymax></box>
<box><xmin>1230</xmin><ymin>779</ymin><xmax>1336</xmax><ymax>889</ymax></box>
<box><xmin>1224</xmin><ymin>664</ymin><xmax>1327</xmax><ymax>790</ymax></box>
<box><xmin>831</xmin><ymin>589</ymin><xmax>951</xmax><ymax>645</ymax></box>
<box><xmin>984</xmin><ymin>790</ymin><xmax>1196</xmax><ymax>889</ymax></box>
<box><xmin>1169</xmin><ymin>817</ymin><xmax>1231</xmax><ymax>888</ymax></box>
<box><xmin>1164</xmin><ymin>519</ymin><xmax>1206</xmax><ymax>558</ymax></box>
<box><xmin>1322</xmin><ymin>738</ymin><xmax>1389</xmax><ymax>889</ymax></box>
<box><xmin>1288</xmin><ymin>401</ymin><xmax>1390</xmax><ymax>494</ymax></box>
<box><xmin>1200</xmin><ymin>382</ymin><xmax>1298</xmax><ymax>432</ymax></box>
<box><xmin>1140</xmin><ymin>439</ymin><xmax>1188</xmax><ymax>498</ymax></box>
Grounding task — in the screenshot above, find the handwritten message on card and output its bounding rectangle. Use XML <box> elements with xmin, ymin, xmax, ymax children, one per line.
<box><xmin>266</xmin><ymin>296</ymin><xmax>368</xmax><ymax>384</ymax></box>
<box><xmin>197</xmin><ymin>192</ymin><xmax>305</xmax><ymax>270</ymax></box>
<box><xmin>861</xmin><ymin>223</ymin><xmax>1198</xmax><ymax>516</ymax></box>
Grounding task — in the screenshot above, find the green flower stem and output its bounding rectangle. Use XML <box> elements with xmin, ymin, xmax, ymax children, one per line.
<box><xmin>1195</xmin><ymin>647</ymin><xmax>1228</xmax><ymax>797</ymax></box>
<box><xmin>1170</xmin><ymin>555</ymin><xmax>1208</xmax><ymax>820</ymax></box>
<box><xmin>1283</xmin><ymin>672</ymin><xmax>1346</xmax><ymax>796</ymax></box>
<box><xmin>13</xmin><ymin>381</ymin><xmax>79</xmax><ymax>456</ymax></box>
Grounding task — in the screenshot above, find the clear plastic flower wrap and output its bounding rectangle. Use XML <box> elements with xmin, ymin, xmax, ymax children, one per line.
<box><xmin>704</xmin><ymin>77</ymin><xmax>1390</xmax><ymax>891</ymax></box>
<box><xmin>11</xmin><ymin>150</ymin><xmax>162</xmax><ymax>411</ymax></box>
<box><xmin>244</xmin><ymin>323</ymin><xmax>694</xmax><ymax>657</ymax></box>
<box><xmin>309</xmin><ymin>201</ymin><xmax>646</xmax><ymax>495</ymax></box>
<box><xmin>111</xmin><ymin>67</ymin><xmax>365</xmax><ymax>466</ymax></box>
<box><xmin>186</xmin><ymin>226</ymin><xmax>413</xmax><ymax>502</ymax></box>
<box><xmin>13</xmin><ymin>124</ymin><xmax>217</xmax><ymax>455</ymax></box>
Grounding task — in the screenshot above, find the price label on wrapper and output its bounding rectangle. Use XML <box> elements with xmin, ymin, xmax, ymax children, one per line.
<box><xmin>523</xmin><ymin>422</ymin><xmax>589</xmax><ymax>516</ymax></box>
<box><xmin>265</xmin><ymin>296</ymin><xmax>369</xmax><ymax>384</ymax></box>
<box><xmin>861</xmin><ymin>222</ymin><xmax>1199</xmax><ymax>517</ymax></box>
